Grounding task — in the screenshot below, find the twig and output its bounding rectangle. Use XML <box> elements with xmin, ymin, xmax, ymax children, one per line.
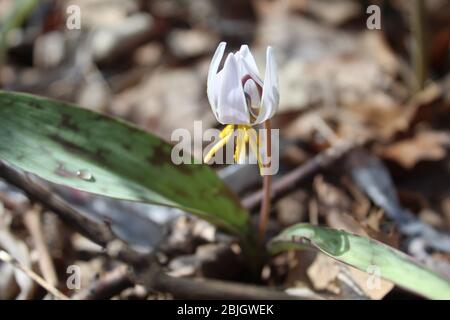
<box><xmin>152</xmin><ymin>274</ymin><xmax>301</xmax><ymax>300</ymax></box>
<box><xmin>311</xmin><ymin>115</ymin><xmax>340</xmax><ymax>145</ymax></box>
<box><xmin>0</xmin><ymin>160</ymin><xmax>115</xmax><ymax>246</ymax></box>
<box><xmin>73</xmin><ymin>265</ymin><xmax>134</xmax><ymax>300</ymax></box>
<box><xmin>0</xmin><ymin>249</ymin><xmax>69</xmax><ymax>300</ymax></box>
<box><xmin>23</xmin><ymin>205</ymin><xmax>58</xmax><ymax>287</ymax></box>
<box><xmin>142</xmin><ymin>267</ymin><xmax>304</xmax><ymax>300</ymax></box>
<box><xmin>243</xmin><ymin>140</ymin><xmax>359</xmax><ymax>211</ymax></box>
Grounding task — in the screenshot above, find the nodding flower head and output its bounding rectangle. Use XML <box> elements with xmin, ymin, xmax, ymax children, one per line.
<box><xmin>207</xmin><ymin>42</ymin><xmax>279</xmax><ymax>125</ymax></box>
<box><xmin>204</xmin><ymin>42</ymin><xmax>279</xmax><ymax>168</ymax></box>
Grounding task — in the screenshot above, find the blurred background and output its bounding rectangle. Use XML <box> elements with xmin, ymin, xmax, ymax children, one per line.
<box><xmin>1</xmin><ymin>0</ymin><xmax>450</xmax><ymax>300</ymax></box>
<box><xmin>0</xmin><ymin>0</ymin><xmax>448</xmax><ymax>142</ymax></box>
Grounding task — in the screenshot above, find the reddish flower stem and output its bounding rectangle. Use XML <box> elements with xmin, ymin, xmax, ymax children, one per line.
<box><xmin>258</xmin><ymin>120</ymin><xmax>272</xmax><ymax>244</ymax></box>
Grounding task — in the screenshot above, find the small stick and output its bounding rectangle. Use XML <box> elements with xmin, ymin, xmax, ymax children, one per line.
<box><xmin>73</xmin><ymin>265</ymin><xmax>133</xmax><ymax>300</ymax></box>
<box><xmin>312</xmin><ymin>115</ymin><xmax>340</xmax><ymax>145</ymax></box>
<box><xmin>0</xmin><ymin>249</ymin><xmax>69</xmax><ymax>300</ymax></box>
<box><xmin>146</xmin><ymin>270</ymin><xmax>304</xmax><ymax>300</ymax></box>
<box><xmin>23</xmin><ymin>205</ymin><xmax>58</xmax><ymax>287</ymax></box>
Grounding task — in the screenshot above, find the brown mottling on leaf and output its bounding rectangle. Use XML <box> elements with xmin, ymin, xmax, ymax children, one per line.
<box><xmin>122</xmin><ymin>143</ymin><xmax>132</xmax><ymax>151</ymax></box>
<box><xmin>59</xmin><ymin>114</ymin><xmax>80</xmax><ymax>132</ymax></box>
<box><xmin>27</xmin><ymin>101</ymin><xmax>44</xmax><ymax>110</ymax></box>
<box><xmin>219</xmin><ymin>186</ymin><xmax>243</xmax><ymax>205</ymax></box>
<box><xmin>49</xmin><ymin>134</ymin><xmax>108</xmax><ymax>164</ymax></box>
<box><xmin>146</xmin><ymin>144</ymin><xmax>195</xmax><ymax>176</ymax></box>
<box><xmin>94</xmin><ymin>148</ymin><xmax>108</xmax><ymax>163</ymax></box>
<box><xmin>0</xmin><ymin>97</ymin><xmax>17</xmax><ymax>107</ymax></box>
<box><xmin>162</xmin><ymin>143</ymin><xmax>173</xmax><ymax>154</ymax></box>
<box><xmin>92</xmin><ymin>113</ymin><xmax>106</xmax><ymax>121</ymax></box>
<box><xmin>49</xmin><ymin>134</ymin><xmax>88</xmax><ymax>155</ymax></box>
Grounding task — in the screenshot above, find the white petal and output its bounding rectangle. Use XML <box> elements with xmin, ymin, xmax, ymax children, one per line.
<box><xmin>212</xmin><ymin>68</ymin><xmax>224</xmax><ymax>109</ymax></box>
<box><xmin>207</xmin><ymin>42</ymin><xmax>226</xmax><ymax>119</ymax></box>
<box><xmin>243</xmin><ymin>79</ymin><xmax>261</xmax><ymax>108</ymax></box>
<box><xmin>217</xmin><ymin>53</ymin><xmax>250</xmax><ymax>125</ymax></box>
<box><xmin>239</xmin><ymin>45</ymin><xmax>259</xmax><ymax>73</ymax></box>
<box><xmin>254</xmin><ymin>46</ymin><xmax>279</xmax><ymax>124</ymax></box>
<box><xmin>236</xmin><ymin>45</ymin><xmax>263</xmax><ymax>87</ymax></box>
<box><xmin>236</xmin><ymin>128</ymin><xmax>247</xmax><ymax>164</ymax></box>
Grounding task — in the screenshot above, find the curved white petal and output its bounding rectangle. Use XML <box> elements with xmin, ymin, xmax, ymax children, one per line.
<box><xmin>254</xmin><ymin>46</ymin><xmax>279</xmax><ymax>124</ymax></box>
<box><xmin>236</xmin><ymin>45</ymin><xmax>263</xmax><ymax>87</ymax></box>
<box><xmin>212</xmin><ymin>68</ymin><xmax>224</xmax><ymax>109</ymax></box>
<box><xmin>207</xmin><ymin>42</ymin><xmax>226</xmax><ymax>119</ymax></box>
<box><xmin>243</xmin><ymin>79</ymin><xmax>261</xmax><ymax>108</ymax></box>
<box><xmin>238</xmin><ymin>45</ymin><xmax>262</xmax><ymax>80</ymax></box>
<box><xmin>217</xmin><ymin>53</ymin><xmax>250</xmax><ymax>125</ymax></box>
<box><xmin>239</xmin><ymin>45</ymin><xmax>259</xmax><ymax>73</ymax></box>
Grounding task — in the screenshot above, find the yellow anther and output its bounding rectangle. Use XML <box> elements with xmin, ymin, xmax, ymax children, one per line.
<box><xmin>234</xmin><ymin>126</ymin><xmax>247</xmax><ymax>164</ymax></box>
<box><xmin>204</xmin><ymin>124</ymin><xmax>263</xmax><ymax>172</ymax></box>
<box><xmin>247</xmin><ymin>128</ymin><xmax>263</xmax><ymax>171</ymax></box>
<box><xmin>204</xmin><ymin>128</ymin><xmax>233</xmax><ymax>163</ymax></box>
<box><xmin>219</xmin><ymin>124</ymin><xmax>234</xmax><ymax>138</ymax></box>
<box><xmin>244</xmin><ymin>129</ymin><xmax>249</xmax><ymax>143</ymax></box>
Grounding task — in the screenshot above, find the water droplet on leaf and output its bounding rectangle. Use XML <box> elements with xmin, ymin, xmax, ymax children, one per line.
<box><xmin>76</xmin><ymin>169</ymin><xmax>95</xmax><ymax>182</ymax></box>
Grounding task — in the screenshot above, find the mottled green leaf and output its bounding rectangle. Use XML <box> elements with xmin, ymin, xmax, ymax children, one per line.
<box><xmin>0</xmin><ymin>91</ymin><xmax>251</xmax><ymax>238</ymax></box>
<box><xmin>269</xmin><ymin>223</ymin><xmax>450</xmax><ymax>299</ymax></box>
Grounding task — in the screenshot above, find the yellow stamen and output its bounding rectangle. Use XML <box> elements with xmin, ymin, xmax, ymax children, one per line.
<box><xmin>234</xmin><ymin>126</ymin><xmax>247</xmax><ymax>164</ymax></box>
<box><xmin>234</xmin><ymin>128</ymin><xmax>242</xmax><ymax>163</ymax></box>
<box><xmin>247</xmin><ymin>127</ymin><xmax>263</xmax><ymax>170</ymax></box>
<box><xmin>204</xmin><ymin>125</ymin><xmax>234</xmax><ymax>163</ymax></box>
<box><xmin>244</xmin><ymin>129</ymin><xmax>249</xmax><ymax>143</ymax></box>
<box><xmin>240</xmin><ymin>129</ymin><xmax>247</xmax><ymax>164</ymax></box>
<box><xmin>203</xmin><ymin>124</ymin><xmax>265</xmax><ymax>170</ymax></box>
<box><xmin>219</xmin><ymin>124</ymin><xmax>234</xmax><ymax>138</ymax></box>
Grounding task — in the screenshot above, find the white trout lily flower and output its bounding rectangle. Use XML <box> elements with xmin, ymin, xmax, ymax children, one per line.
<box><xmin>204</xmin><ymin>42</ymin><xmax>279</xmax><ymax>167</ymax></box>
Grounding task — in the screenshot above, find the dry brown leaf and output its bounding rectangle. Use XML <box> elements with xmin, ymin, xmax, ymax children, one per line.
<box><xmin>0</xmin><ymin>232</ymin><xmax>34</xmax><ymax>299</ymax></box>
<box><xmin>313</xmin><ymin>175</ymin><xmax>351</xmax><ymax>213</ymax></box>
<box><xmin>303</xmin><ymin>0</ymin><xmax>361</xmax><ymax>26</ymax></box>
<box><xmin>345</xmin><ymin>263</ymin><xmax>394</xmax><ymax>300</ymax></box>
<box><xmin>419</xmin><ymin>209</ymin><xmax>446</xmax><ymax>229</ymax></box>
<box><xmin>381</xmin><ymin>131</ymin><xmax>450</xmax><ymax>169</ymax></box>
<box><xmin>365</xmin><ymin>209</ymin><xmax>384</xmax><ymax>232</ymax></box>
<box><xmin>307</xmin><ymin>253</ymin><xmax>394</xmax><ymax>300</ymax></box>
<box><xmin>326</xmin><ymin>212</ymin><xmax>368</xmax><ymax>236</ymax></box>
<box><xmin>307</xmin><ymin>254</ymin><xmax>340</xmax><ymax>294</ymax></box>
<box><xmin>276</xmin><ymin>190</ymin><xmax>308</xmax><ymax>227</ymax></box>
<box><xmin>255</xmin><ymin>1</ymin><xmax>401</xmax><ymax>117</ymax></box>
